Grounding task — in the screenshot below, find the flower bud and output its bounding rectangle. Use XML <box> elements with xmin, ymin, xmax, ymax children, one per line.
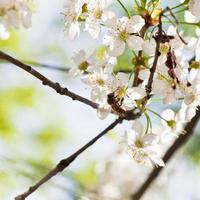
<box><xmin>167</xmin><ymin>120</ymin><xmax>176</xmax><ymax>129</ymax></box>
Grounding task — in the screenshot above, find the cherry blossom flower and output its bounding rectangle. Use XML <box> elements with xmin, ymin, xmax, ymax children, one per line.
<box><xmin>92</xmin><ymin>46</ymin><xmax>117</xmax><ymax>73</ymax></box>
<box><xmin>81</xmin><ymin>67</ymin><xmax>112</xmax><ymax>101</ymax></box>
<box><xmin>70</xmin><ymin>50</ymin><xmax>91</xmax><ymax>77</ymax></box>
<box><xmin>103</xmin><ymin>15</ymin><xmax>145</xmax><ymax>56</ymax></box>
<box><xmin>125</xmin><ymin>120</ymin><xmax>165</xmax><ymax>167</ymax></box>
<box><xmin>85</xmin><ymin>0</ymin><xmax>113</xmax><ymax>39</ymax></box>
<box><xmin>188</xmin><ymin>0</ymin><xmax>200</xmax><ymax>20</ymax></box>
<box><xmin>181</xmin><ymin>69</ymin><xmax>200</xmax><ymax>120</ymax></box>
<box><xmin>0</xmin><ymin>0</ymin><xmax>32</xmax><ymax>40</ymax></box>
<box><xmin>122</xmin><ymin>87</ymin><xmax>146</xmax><ymax>111</ymax></box>
<box><xmin>63</xmin><ymin>0</ymin><xmax>87</xmax><ymax>39</ymax></box>
<box><xmin>107</xmin><ymin>73</ymin><xmax>145</xmax><ymax>111</ymax></box>
<box><xmin>161</xmin><ymin>109</ymin><xmax>186</xmax><ymax>141</ymax></box>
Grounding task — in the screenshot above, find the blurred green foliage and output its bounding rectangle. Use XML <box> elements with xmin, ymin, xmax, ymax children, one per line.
<box><xmin>35</xmin><ymin>125</ymin><xmax>68</xmax><ymax>164</ymax></box>
<box><xmin>0</xmin><ymin>85</ymin><xmax>70</xmax><ymax>198</ymax></box>
<box><xmin>0</xmin><ymin>87</ymin><xmax>36</xmax><ymax>139</ymax></box>
<box><xmin>185</xmin><ymin>134</ymin><xmax>200</xmax><ymax>165</ymax></box>
<box><xmin>72</xmin><ymin>162</ymin><xmax>97</xmax><ymax>189</ymax></box>
<box><xmin>0</xmin><ymin>31</ymin><xmax>22</xmax><ymax>52</ymax></box>
<box><xmin>114</xmin><ymin>48</ymin><xmax>134</xmax><ymax>73</ymax></box>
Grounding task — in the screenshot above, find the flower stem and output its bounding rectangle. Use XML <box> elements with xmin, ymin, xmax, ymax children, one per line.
<box><xmin>144</xmin><ymin>112</ymin><xmax>152</xmax><ymax>134</ymax></box>
<box><xmin>163</xmin><ymin>21</ymin><xmax>199</xmax><ymax>26</ymax></box>
<box><xmin>146</xmin><ymin>108</ymin><xmax>168</xmax><ymax>122</ymax></box>
<box><xmin>165</xmin><ymin>7</ymin><xmax>188</xmax><ymax>16</ymax></box>
<box><xmin>116</xmin><ymin>0</ymin><xmax>131</xmax><ymax>18</ymax></box>
<box><xmin>170</xmin><ymin>3</ymin><xmax>186</xmax><ymax>11</ymax></box>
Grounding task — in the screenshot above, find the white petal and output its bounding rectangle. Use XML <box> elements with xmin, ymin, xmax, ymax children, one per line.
<box><xmin>122</xmin><ymin>97</ymin><xmax>136</xmax><ymax>110</ymax></box>
<box><xmin>142</xmin><ymin>134</ymin><xmax>159</xmax><ymax>145</ymax></box>
<box><xmin>85</xmin><ymin>17</ymin><xmax>101</xmax><ymax>39</ymax></box>
<box><xmin>22</xmin><ymin>10</ymin><xmax>32</xmax><ymax>28</ymax></box>
<box><xmin>7</xmin><ymin>10</ymin><xmax>20</xmax><ymax>28</ymax></box>
<box><xmin>97</xmin><ymin>104</ymin><xmax>111</xmax><ymax>119</ymax></box>
<box><xmin>102</xmin><ymin>11</ymin><xmax>117</xmax><ymax>29</ymax></box>
<box><xmin>0</xmin><ymin>24</ymin><xmax>10</xmax><ymax>40</ymax></box>
<box><xmin>161</xmin><ymin>109</ymin><xmax>175</xmax><ymax>121</ymax></box>
<box><xmin>185</xmin><ymin>104</ymin><xmax>197</xmax><ymax>121</ymax></box>
<box><xmin>69</xmin><ymin>67</ymin><xmax>80</xmax><ymax>77</ymax></box>
<box><xmin>130</xmin><ymin>87</ymin><xmax>146</xmax><ymax>100</ymax></box>
<box><xmin>115</xmin><ymin>72</ymin><xmax>129</xmax><ymax>86</ymax></box>
<box><xmin>66</xmin><ymin>23</ymin><xmax>80</xmax><ymax>40</ymax></box>
<box><xmin>72</xmin><ymin>50</ymin><xmax>86</xmax><ymax>66</ymax></box>
<box><xmin>188</xmin><ymin>0</ymin><xmax>200</xmax><ymax>20</ymax></box>
<box><xmin>126</xmin><ymin>130</ymin><xmax>138</xmax><ymax>145</ymax></box>
<box><xmin>132</xmin><ymin>120</ymin><xmax>143</xmax><ymax>135</ymax></box>
<box><xmin>142</xmin><ymin>39</ymin><xmax>156</xmax><ymax>56</ymax></box>
<box><xmin>149</xmin><ymin>154</ymin><xmax>165</xmax><ymax>167</ymax></box>
<box><xmin>108</xmin><ymin>39</ymin><xmax>125</xmax><ymax>56</ymax></box>
<box><xmin>138</xmin><ymin>69</ymin><xmax>150</xmax><ymax>80</ymax></box>
<box><xmin>163</xmin><ymin>91</ymin><xmax>176</xmax><ymax>104</ymax></box>
<box><xmin>127</xmin><ymin>35</ymin><xmax>144</xmax><ymax>52</ymax></box>
<box><xmin>126</xmin><ymin>15</ymin><xmax>145</xmax><ymax>33</ymax></box>
<box><xmin>184</xmin><ymin>10</ymin><xmax>198</xmax><ymax>23</ymax></box>
<box><xmin>152</xmin><ymin>79</ymin><xmax>169</xmax><ymax>96</ymax></box>
<box><xmin>0</xmin><ymin>0</ymin><xmax>15</xmax><ymax>8</ymax></box>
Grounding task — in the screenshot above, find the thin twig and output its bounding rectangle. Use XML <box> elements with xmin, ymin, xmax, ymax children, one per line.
<box><xmin>15</xmin><ymin>118</ymin><xmax>123</xmax><ymax>200</ymax></box>
<box><xmin>132</xmin><ymin>107</ymin><xmax>200</xmax><ymax>200</ymax></box>
<box><xmin>163</xmin><ymin>7</ymin><xmax>187</xmax><ymax>45</ymax></box>
<box><xmin>21</xmin><ymin>61</ymin><xmax>69</xmax><ymax>72</ymax></box>
<box><xmin>0</xmin><ymin>60</ymin><xmax>70</xmax><ymax>72</ymax></box>
<box><xmin>0</xmin><ymin>51</ymin><xmax>98</xmax><ymax>110</ymax></box>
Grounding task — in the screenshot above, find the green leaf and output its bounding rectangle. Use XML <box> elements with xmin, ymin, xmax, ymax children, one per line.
<box><xmin>114</xmin><ymin>48</ymin><xmax>134</xmax><ymax>73</ymax></box>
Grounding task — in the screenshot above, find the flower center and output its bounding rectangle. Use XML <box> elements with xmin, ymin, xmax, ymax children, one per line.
<box><xmin>119</xmin><ymin>30</ymin><xmax>128</xmax><ymax>42</ymax></box>
<box><xmin>159</xmin><ymin>43</ymin><xmax>170</xmax><ymax>54</ymax></box>
<box><xmin>96</xmin><ymin>79</ymin><xmax>105</xmax><ymax>87</ymax></box>
<box><xmin>167</xmin><ymin>120</ymin><xmax>176</xmax><ymax>129</ymax></box>
<box><xmin>191</xmin><ymin>61</ymin><xmax>200</xmax><ymax>69</ymax></box>
<box><xmin>79</xmin><ymin>61</ymin><xmax>89</xmax><ymax>71</ymax></box>
<box><xmin>93</xmin><ymin>9</ymin><xmax>103</xmax><ymax>19</ymax></box>
<box><xmin>191</xmin><ymin>94</ymin><xmax>198</xmax><ymax>102</ymax></box>
<box><xmin>82</xmin><ymin>3</ymin><xmax>88</xmax><ymax>13</ymax></box>
<box><xmin>135</xmin><ymin>139</ymin><xmax>143</xmax><ymax>148</ymax></box>
<box><xmin>116</xmin><ymin>87</ymin><xmax>127</xmax><ymax>98</ymax></box>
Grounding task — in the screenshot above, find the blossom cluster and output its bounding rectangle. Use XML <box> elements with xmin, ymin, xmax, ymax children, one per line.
<box><xmin>64</xmin><ymin>0</ymin><xmax>200</xmax><ymax>167</ymax></box>
<box><xmin>1</xmin><ymin>0</ymin><xmax>200</xmax><ymax>168</ymax></box>
<box><xmin>0</xmin><ymin>0</ymin><xmax>32</xmax><ymax>40</ymax></box>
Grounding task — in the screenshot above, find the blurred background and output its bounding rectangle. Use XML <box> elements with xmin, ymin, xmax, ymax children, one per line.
<box><xmin>0</xmin><ymin>0</ymin><xmax>200</xmax><ymax>199</ymax></box>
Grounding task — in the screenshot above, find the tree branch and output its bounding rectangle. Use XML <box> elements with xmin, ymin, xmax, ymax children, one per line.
<box><xmin>0</xmin><ymin>51</ymin><xmax>98</xmax><ymax>109</ymax></box>
<box><xmin>132</xmin><ymin>107</ymin><xmax>200</xmax><ymax>200</ymax></box>
<box><xmin>133</xmin><ymin>24</ymin><xmax>150</xmax><ymax>87</ymax></box>
<box><xmin>15</xmin><ymin>118</ymin><xmax>123</xmax><ymax>200</ymax></box>
<box><xmin>145</xmin><ymin>15</ymin><xmax>162</xmax><ymax>97</ymax></box>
